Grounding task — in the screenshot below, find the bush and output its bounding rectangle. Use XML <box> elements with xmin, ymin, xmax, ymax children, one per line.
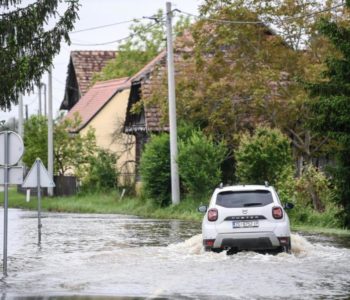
<box><xmin>295</xmin><ymin>164</ymin><xmax>332</xmax><ymax>212</ymax></box>
<box><xmin>140</xmin><ymin>133</ymin><xmax>171</xmax><ymax>207</ymax></box>
<box><xmin>289</xmin><ymin>202</ymin><xmax>343</xmax><ymax>228</ymax></box>
<box><xmin>82</xmin><ymin>149</ymin><xmax>118</xmax><ymax>192</ymax></box>
<box><xmin>178</xmin><ymin>130</ymin><xmax>226</xmax><ymax>198</ymax></box>
<box><xmin>235</xmin><ymin>126</ymin><xmax>293</xmax><ymax>186</ymax></box>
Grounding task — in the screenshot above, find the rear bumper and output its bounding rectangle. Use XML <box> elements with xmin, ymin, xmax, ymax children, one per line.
<box><xmin>206</xmin><ymin>232</ymin><xmax>285</xmax><ymax>251</ymax></box>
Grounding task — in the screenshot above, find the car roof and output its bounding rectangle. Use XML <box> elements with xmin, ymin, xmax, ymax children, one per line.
<box><xmin>214</xmin><ymin>185</ymin><xmax>274</xmax><ymax>193</ymax></box>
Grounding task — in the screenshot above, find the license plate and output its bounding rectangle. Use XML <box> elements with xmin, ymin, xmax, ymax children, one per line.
<box><xmin>232</xmin><ymin>221</ymin><xmax>259</xmax><ymax>228</ymax></box>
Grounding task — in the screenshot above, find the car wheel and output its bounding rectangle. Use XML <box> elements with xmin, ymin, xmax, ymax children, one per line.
<box><xmin>281</xmin><ymin>241</ymin><xmax>292</xmax><ymax>254</ymax></box>
<box><xmin>212</xmin><ymin>248</ymin><xmax>223</xmax><ymax>253</ymax></box>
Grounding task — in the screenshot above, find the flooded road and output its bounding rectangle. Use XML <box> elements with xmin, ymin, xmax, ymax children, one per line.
<box><xmin>0</xmin><ymin>209</ymin><xmax>350</xmax><ymax>299</ymax></box>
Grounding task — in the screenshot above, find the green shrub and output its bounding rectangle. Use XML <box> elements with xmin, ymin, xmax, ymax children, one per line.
<box><xmin>82</xmin><ymin>149</ymin><xmax>118</xmax><ymax>192</ymax></box>
<box><xmin>295</xmin><ymin>164</ymin><xmax>332</xmax><ymax>212</ymax></box>
<box><xmin>178</xmin><ymin>130</ymin><xmax>226</xmax><ymax>198</ymax></box>
<box><xmin>235</xmin><ymin>126</ymin><xmax>293</xmax><ymax>186</ymax></box>
<box><xmin>289</xmin><ymin>202</ymin><xmax>343</xmax><ymax>228</ymax></box>
<box><xmin>140</xmin><ymin>133</ymin><xmax>171</xmax><ymax>207</ymax></box>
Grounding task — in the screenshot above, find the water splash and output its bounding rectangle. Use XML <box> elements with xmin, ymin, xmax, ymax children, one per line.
<box><xmin>169</xmin><ymin>233</ymin><xmax>314</xmax><ymax>257</ymax></box>
<box><xmin>291</xmin><ymin>233</ymin><xmax>314</xmax><ymax>256</ymax></box>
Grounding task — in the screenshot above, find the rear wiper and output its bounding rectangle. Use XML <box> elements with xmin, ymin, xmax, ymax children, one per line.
<box><xmin>243</xmin><ymin>202</ymin><xmax>262</xmax><ymax>207</ymax></box>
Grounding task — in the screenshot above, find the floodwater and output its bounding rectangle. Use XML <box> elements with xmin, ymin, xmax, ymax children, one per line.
<box><xmin>0</xmin><ymin>209</ymin><xmax>350</xmax><ymax>300</ymax></box>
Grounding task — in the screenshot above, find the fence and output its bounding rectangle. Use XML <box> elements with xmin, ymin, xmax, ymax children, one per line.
<box><xmin>17</xmin><ymin>175</ymin><xmax>78</xmax><ymax>197</ymax></box>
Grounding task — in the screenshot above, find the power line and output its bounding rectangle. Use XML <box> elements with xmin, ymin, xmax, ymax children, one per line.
<box><xmin>176</xmin><ymin>3</ymin><xmax>345</xmax><ymax>25</ymax></box>
<box><xmin>70</xmin><ymin>34</ymin><xmax>134</xmax><ymax>46</ymax></box>
<box><xmin>70</xmin><ymin>20</ymin><xmax>164</xmax><ymax>47</ymax></box>
<box><xmin>70</xmin><ymin>19</ymin><xmax>140</xmax><ymax>34</ymax></box>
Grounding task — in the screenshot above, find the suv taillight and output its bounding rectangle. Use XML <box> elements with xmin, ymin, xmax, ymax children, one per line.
<box><xmin>272</xmin><ymin>206</ymin><xmax>283</xmax><ymax>219</ymax></box>
<box><xmin>207</xmin><ymin>208</ymin><xmax>218</xmax><ymax>222</ymax></box>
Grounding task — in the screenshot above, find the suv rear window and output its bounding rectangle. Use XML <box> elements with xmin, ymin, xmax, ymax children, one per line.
<box><xmin>216</xmin><ymin>190</ymin><xmax>273</xmax><ymax>208</ymax></box>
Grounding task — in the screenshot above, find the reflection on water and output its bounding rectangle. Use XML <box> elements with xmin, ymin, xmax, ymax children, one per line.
<box><xmin>0</xmin><ymin>209</ymin><xmax>350</xmax><ymax>300</ymax></box>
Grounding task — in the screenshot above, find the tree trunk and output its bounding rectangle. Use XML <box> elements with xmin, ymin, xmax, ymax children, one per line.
<box><xmin>307</xmin><ymin>186</ymin><xmax>325</xmax><ymax>212</ymax></box>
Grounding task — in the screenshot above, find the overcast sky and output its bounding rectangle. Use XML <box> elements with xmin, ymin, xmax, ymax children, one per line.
<box><xmin>0</xmin><ymin>0</ymin><xmax>202</xmax><ymax>122</ymax></box>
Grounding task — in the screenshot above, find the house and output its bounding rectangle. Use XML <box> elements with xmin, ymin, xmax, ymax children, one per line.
<box><xmin>60</xmin><ymin>50</ymin><xmax>117</xmax><ymax>111</ymax></box>
<box><xmin>122</xmin><ymin>31</ymin><xmax>197</xmax><ymax>183</ymax></box>
<box><xmin>123</xmin><ymin>50</ymin><xmax>168</xmax><ymax>181</ymax></box>
<box><xmin>65</xmin><ymin>77</ymin><xmax>135</xmax><ymax>185</ymax></box>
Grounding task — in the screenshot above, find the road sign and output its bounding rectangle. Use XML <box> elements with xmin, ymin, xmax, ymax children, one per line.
<box><xmin>0</xmin><ymin>166</ymin><xmax>23</xmax><ymax>184</ymax></box>
<box><xmin>22</xmin><ymin>159</ymin><xmax>55</xmax><ymax>245</ymax></box>
<box><xmin>1</xmin><ymin>131</ymin><xmax>25</xmax><ymax>276</ymax></box>
<box><xmin>0</xmin><ymin>131</ymin><xmax>24</xmax><ymax>166</ymax></box>
<box><xmin>22</xmin><ymin>159</ymin><xmax>55</xmax><ymax>188</ymax></box>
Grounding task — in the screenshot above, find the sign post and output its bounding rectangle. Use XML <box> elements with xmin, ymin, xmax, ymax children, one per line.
<box><xmin>22</xmin><ymin>159</ymin><xmax>55</xmax><ymax>245</ymax></box>
<box><xmin>0</xmin><ymin>131</ymin><xmax>24</xmax><ymax>276</ymax></box>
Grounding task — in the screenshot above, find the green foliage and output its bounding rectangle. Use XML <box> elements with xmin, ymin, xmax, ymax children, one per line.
<box><xmin>54</xmin><ymin>113</ymin><xmax>97</xmax><ymax>176</ymax></box>
<box><xmin>23</xmin><ymin>115</ymin><xmax>48</xmax><ymax>167</ymax></box>
<box><xmin>289</xmin><ymin>203</ymin><xmax>343</xmax><ymax>229</ymax></box>
<box><xmin>0</xmin><ymin>0</ymin><xmax>79</xmax><ymax>110</ymax></box>
<box><xmin>178</xmin><ymin>130</ymin><xmax>226</xmax><ymax>198</ymax></box>
<box><xmin>140</xmin><ymin>133</ymin><xmax>171</xmax><ymax>207</ymax></box>
<box><xmin>82</xmin><ymin>149</ymin><xmax>118</xmax><ymax>192</ymax></box>
<box><xmin>305</xmin><ymin>2</ymin><xmax>350</xmax><ymax>226</ymax></box>
<box><xmin>295</xmin><ymin>165</ymin><xmax>333</xmax><ymax>211</ymax></box>
<box><xmin>235</xmin><ymin>126</ymin><xmax>293</xmax><ymax>186</ymax></box>
<box><xmin>94</xmin><ymin>10</ymin><xmax>190</xmax><ymax>81</ymax></box>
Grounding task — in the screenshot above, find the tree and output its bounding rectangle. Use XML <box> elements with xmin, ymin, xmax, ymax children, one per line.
<box><xmin>93</xmin><ymin>10</ymin><xmax>190</xmax><ymax>81</ymax></box>
<box><xmin>306</xmin><ymin>0</ymin><xmax>350</xmax><ymax>226</ymax></box>
<box><xmin>144</xmin><ymin>0</ymin><xmax>339</xmax><ymax>176</ymax></box>
<box><xmin>82</xmin><ymin>149</ymin><xmax>118</xmax><ymax>192</ymax></box>
<box><xmin>54</xmin><ymin>113</ymin><xmax>96</xmax><ymax>176</ymax></box>
<box><xmin>140</xmin><ymin>133</ymin><xmax>171</xmax><ymax>207</ymax></box>
<box><xmin>0</xmin><ymin>0</ymin><xmax>79</xmax><ymax>110</ymax></box>
<box><xmin>235</xmin><ymin>126</ymin><xmax>293</xmax><ymax>187</ymax></box>
<box><xmin>23</xmin><ymin>115</ymin><xmax>48</xmax><ymax>166</ymax></box>
<box><xmin>22</xmin><ymin>113</ymin><xmax>97</xmax><ymax>176</ymax></box>
<box><xmin>178</xmin><ymin>130</ymin><xmax>226</xmax><ymax>198</ymax></box>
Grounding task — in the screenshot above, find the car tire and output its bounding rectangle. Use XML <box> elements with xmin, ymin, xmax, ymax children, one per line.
<box><xmin>212</xmin><ymin>248</ymin><xmax>223</xmax><ymax>253</ymax></box>
<box><xmin>281</xmin><ymin>241</ymin><xmax>292</xmax><ymax>254</ymax></box>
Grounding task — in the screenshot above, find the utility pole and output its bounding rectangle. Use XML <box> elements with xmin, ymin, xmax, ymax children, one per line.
<box><xmin>166</xmin><ymin>2</ymin><xmax>180</xmax><ymax>205</ymax></box>
<box><xmin>18</xmin><ymin>94</ymin><xmax>24</xmax><ymax>139</ymax></box>
<box><xmin>47</xmin><ymin>66</ymin><xmax>54</xmax><ymax>196</ymax></box>
<box><xmin>38</xmin><ymin>83</ymin><xmax>42</xmax><ymax>116</ymax></box>
<box><xmin>42</xmin><ymin>83</ymin><xmax>47</xmax><ymax>117</ymax></box>
<box><xmin>25</xmin><ymin>105</ymin><xmax>29</xmax><ymax>121</ymax></box>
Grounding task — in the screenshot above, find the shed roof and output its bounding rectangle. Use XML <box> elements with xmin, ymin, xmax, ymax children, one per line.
<box><xmin>65</xmin><ymin>77</ymin><xmax>130</xmax><ymax>132</ymax></box>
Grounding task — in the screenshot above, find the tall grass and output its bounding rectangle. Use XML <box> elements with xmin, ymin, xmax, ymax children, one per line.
<box><xmin>0</xmin><ymin>188</ymin><xmax>204</xmax><ymax>221</ymax></box>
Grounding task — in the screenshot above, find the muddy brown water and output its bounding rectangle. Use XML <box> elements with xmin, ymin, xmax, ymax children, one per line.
<box><xmin>0</xmin><ymin>209</ymin><xmax>350</xmax><ymax>299</ymax></box>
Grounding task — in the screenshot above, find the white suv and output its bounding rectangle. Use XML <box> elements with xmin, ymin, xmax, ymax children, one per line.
<box><xmin>199</xmin><ymin>185</ymin><xmax>293</xmax><ymax>254</ymax></box>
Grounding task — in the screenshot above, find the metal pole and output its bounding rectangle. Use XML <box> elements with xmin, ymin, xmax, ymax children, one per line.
<box><xmin>3</xmin><ymin>132</ymin><xmax>9</xmax><ymax>276</ymax></box>
<box><xmin>38</xmin><ymin>84</ymin><xmax>42</xmax><ymax>116</ymax></box>
<box><xmin>25</xmin><ymin>105</ymin><xmax>29</xmax><ymax>121</ymax></box>
<box><xmin>42</xmin><ymin>83</ymin><xmax>47</xmax><ymax>117</ymax></box>
<box><xmin>48</xmin><ymin>67</ymin><xmax>54</xmax><ymax>196</ymax></box>
<box><xmin>36</xmin><ymin>159</ymin><xmax>42</xmax><ymax>245</ymax></box>
<box><xmin>166</xmin><ymin>2</ymin><xmax>180</xmax><ymax>205</ymax></box>
<box><xmin>18</xmin><ymin>94</ymin><xmax>24</xmax><ymax>139</ymax></box>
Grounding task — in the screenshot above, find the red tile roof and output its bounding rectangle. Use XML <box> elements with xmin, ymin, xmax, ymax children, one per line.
<box><xmin>70</xmin><ymin>50</ymin><xmax>117</xmax><ymax>96</ymax></box>
<box><xmin>66</xmin><ymin>77</ymin><xmax>130</xmax><ymax>132</ymax></box>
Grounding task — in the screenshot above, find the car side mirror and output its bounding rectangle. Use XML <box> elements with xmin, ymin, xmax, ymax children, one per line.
<box><xmin>284</xmin><ymin>202</ymin><xmax>294</xmax><ymax>210</ymax></box>
<box><xmin>198</xmin><ymin>205</ymin><xmax>208</xmax><ymax>213</ymax></box>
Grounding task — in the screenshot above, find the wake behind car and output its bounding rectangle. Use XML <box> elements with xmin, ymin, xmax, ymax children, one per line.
<box><xmin>199</xmin><ymin>184</ymin><xmax>294</xmax><ymax>254</ymax></box>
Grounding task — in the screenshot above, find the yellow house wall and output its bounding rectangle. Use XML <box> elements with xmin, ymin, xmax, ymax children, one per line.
<box><xmin>81</xmin><ymin>88</ymin><xmax>136</xmax><ymax>185</ymax></box>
